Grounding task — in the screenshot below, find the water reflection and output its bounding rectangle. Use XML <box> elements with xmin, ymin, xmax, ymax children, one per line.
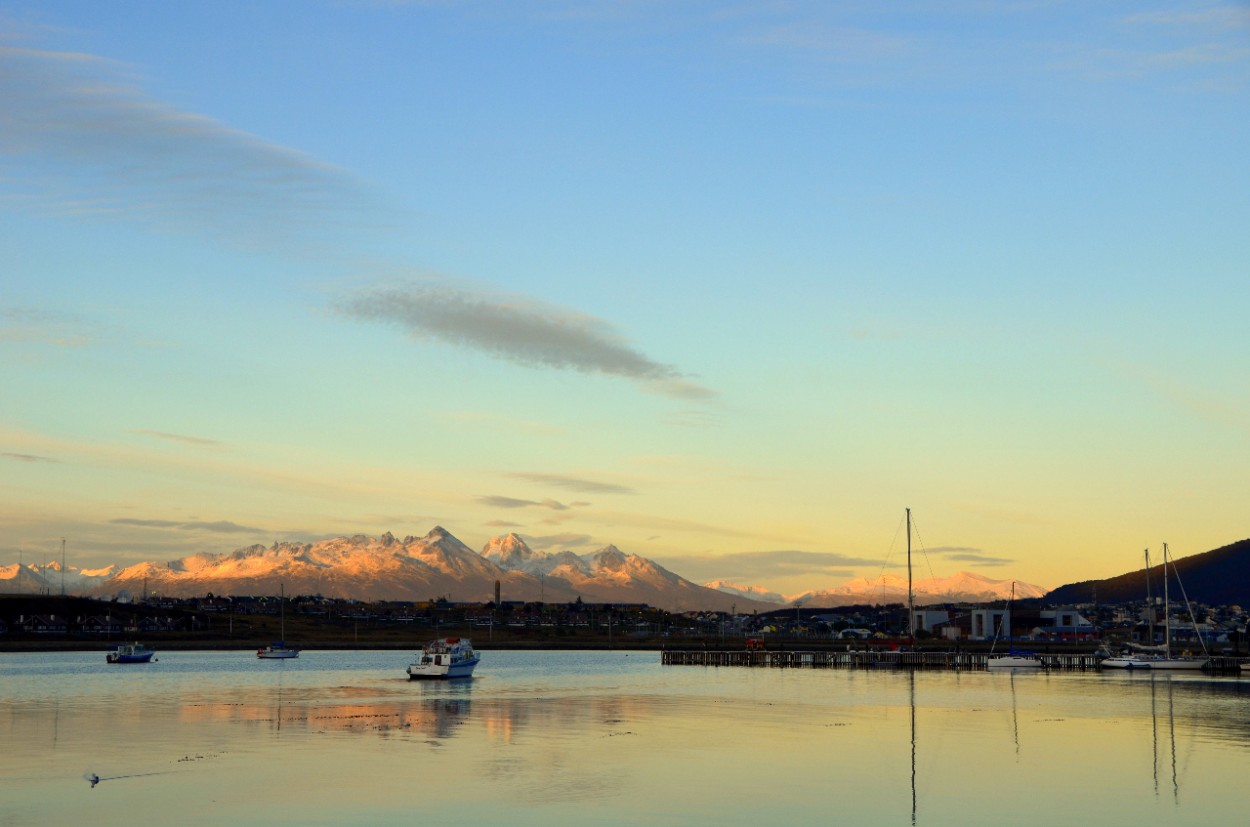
<box><xmin>5</xmin><ymin>652</ymin><xmax>1250</xmax><ymax>827</ymax></box>
<box><xmin>909</xmin><ymin>670</ymin><xmax>917</xmax><ymax>826</ymax></box>
<box><xmin>179</xmin><ymin>677</ymin><xmax>476</xmax><ymax>742</ymax></box>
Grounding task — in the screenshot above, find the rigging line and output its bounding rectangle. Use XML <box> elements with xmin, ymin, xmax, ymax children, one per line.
<box><xmin>1165</xmin><ymin>545</ymin><xmax>1209</xmax><ymax>656</ymax></box>
<box><xmin>872</xmin><ymin>512</ymin><xmax>908</xmax><ymax>606</ymax></box>
<box><xmin>907</xmin><ymin>516</ymin><xmax>940</xmax><ymax>590</ymax></box>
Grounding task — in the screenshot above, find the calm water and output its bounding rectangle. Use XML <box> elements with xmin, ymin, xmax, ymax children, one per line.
<box><xmin>3</xmin><ymin>649</ymin><xmax>1249</xmax><ymax>826</ymax></box>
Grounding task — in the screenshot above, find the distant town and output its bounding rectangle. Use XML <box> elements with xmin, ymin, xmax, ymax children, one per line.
<box><xmin>3</xmin><ymin>588</ymin><xmax>1246</xmax><ymax>655</ymax></box>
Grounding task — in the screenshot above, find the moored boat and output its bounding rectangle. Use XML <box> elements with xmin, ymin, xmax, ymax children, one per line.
<box><xmin>987</xmin><ymin>650</ymin><xmax>1044</xmax><ymax>670</ymax></box>
<box><xmin>985</xmin><ymin>582</ymin><xmax>1042</xmax><ymax>670</ymax></box>
<box><xmin>107</xmin><ymin>642</ymin><xmax>155</xmax><ymax>664</ymax></box>
<box><xmin>257</xmin><ymin>584</ymin><xmax>300</xmax><ymax>659</ymax></box>
<box><xmin>407</xmin><ymin>637</ymin><xmax>479</xmax><ymax>680</ymax></box>
<box><xmin>1100</xmin><ymin>545</ymin><xmax>1208</xmax><ymax>671</ymax></box>
<box><xmin>257</xmin><ymin>641</ymin><xmax>300</xmax><ymax>659</ymax></box>
<box><xmin>1101</xmin><ymin>652</ymin><xmax>1206</xmax><ymax>670</ymax></box>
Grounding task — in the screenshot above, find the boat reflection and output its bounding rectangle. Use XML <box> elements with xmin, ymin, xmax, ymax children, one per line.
<box><xmin>180</xmin><ymin>683</ymin><xmax>475</xmax><ymax>741</ymax></box>
<box><xmin>909</xmin><ymin>670</ymin><xmax>917</xmax><ymax>826</ymax></box>
<box><xmin>176</xmin><ymin>675</ymin><xmax>669</xmax><ymax>747</ymax></box>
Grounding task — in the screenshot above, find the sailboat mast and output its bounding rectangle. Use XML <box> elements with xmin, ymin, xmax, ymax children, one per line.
<box><xmin>1144</xmin><ymin>548</ymin><xmax>1153</xmax><ymax>647</ymax></box>
<box><xmin>906</xmin><ymin>507</ymin><xmax>914</xmax><ymax>641</ymax></box>
<box><xmin>1162</xmin><ymin>544</ymin><xmax>1171</xmax><ymax>656</ymax></box>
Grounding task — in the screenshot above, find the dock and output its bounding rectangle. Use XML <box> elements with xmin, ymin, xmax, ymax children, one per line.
<box><xmin>662</xmin><ymin>649</ymin><xmax>1249</xmax><ymax>673</ymax></box>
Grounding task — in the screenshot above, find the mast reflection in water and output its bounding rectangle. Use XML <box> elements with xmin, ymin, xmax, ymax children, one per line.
<box><xmin>3</xmin><ymin>650</ymin><xmax>1250</xmax><ymax>826</ymax></box>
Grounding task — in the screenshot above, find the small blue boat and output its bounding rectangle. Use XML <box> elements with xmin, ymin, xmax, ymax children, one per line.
<box><xmin>107</xmin><ymin>642</ymin><xmax>155</xmax><ymax>664</ymax></box>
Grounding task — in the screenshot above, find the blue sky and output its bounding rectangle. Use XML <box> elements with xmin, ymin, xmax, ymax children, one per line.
<box><xmin>2</xmin><ymin>1</ymin><xmax>1248</xmax><ymax>595</ymax></box>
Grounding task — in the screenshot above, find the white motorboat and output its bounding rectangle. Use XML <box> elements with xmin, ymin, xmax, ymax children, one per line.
<box><xmin>987</xmin><ymin>650</ymin><xmax>1044</xmax><ymax>670</ymax></box>
<box><xmin>257</xmin><ymin>641</ymin><xmax>300</xmax><ymax>659</ymax></box>
<box><xmin>407</xmin><ymin>637</ymin><xmax>479</xmax><ymax>680</ymax></box>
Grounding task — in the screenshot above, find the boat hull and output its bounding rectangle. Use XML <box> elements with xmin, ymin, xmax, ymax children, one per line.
<box><xmin>407</xmin><ymin>657</ymin><xmax>479</xmax><ymax>680</ymax></box>
<box><xmin>987</xmin><ymin>656</ymin><xmax>1044</xmax><ymax>670</ymax></box>
<box><xmin>257</xmin><ymin>646</ymin><xmax>299</xmax><ymax>659</ymax></box>
<box><xmin>107</xmin><ymin>643</ymin><xmax>154</xmax><ymax>664</ymax></box>
<box><xmin>407</xmin><ymin>637</ymin><xmax>479</xmax><ymax>679</ymax></box>
<box><xmin>106</xmin><ymin>652</ymin><xmax>154</xmax><ymax>664</ymax></box>
<box><xmin>1101</xmin><ymin>656</ymin><xmax>1207</xmax><ymax>670</ymax></box>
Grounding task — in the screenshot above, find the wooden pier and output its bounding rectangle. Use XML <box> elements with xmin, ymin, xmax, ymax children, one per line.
<box><xmin>662</xmin><ymin>649</ymin><xmax>1249</xmax><ymax>673</ymax></box>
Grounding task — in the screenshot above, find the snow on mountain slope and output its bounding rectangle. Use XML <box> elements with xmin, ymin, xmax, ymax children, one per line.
<box><xmin>704</xmin><ymin>580</ymin><xmax>789</xmax><ymax>605</ymax></box>
<box><xmin>792</xmin><ymin>571</ymin><xmax>1048</xmax><ymax>607</ymax></box>
<box><xmin>0</xmin><ymin>562</ymin><xmax>117</xmax><ymax>594</ymax></box>
<box><xmin>7</xmin><ymin>526</ymin><xmax>1044</xmax><ymax>612</ymax></box>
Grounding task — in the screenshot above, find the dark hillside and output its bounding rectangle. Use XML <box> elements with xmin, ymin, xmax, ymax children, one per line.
<box><xmin>1046</xmin><ymin>538</ymin><xmax>1250</xmax><ymax>605</ymax></box>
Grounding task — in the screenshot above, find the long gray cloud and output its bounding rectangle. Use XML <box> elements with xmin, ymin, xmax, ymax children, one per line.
<box><xmin>930</xmin><ymin>546</ymin><xmax>1014</xmax><ymax>567</ymax></box>
<box><xmin>0</xmin><ymin>44</ymin><xmax>384</xmax><ymax>252</ymax></box>
<box><xmin>521</xmin><ymin>532</ymin><xmax>596</xmax><ymax>550</ymax></box>
<box><xmin>110</xmin><ymin>518</ymin><xmax>264</xmax><ymax>534</ymax></box>
<box><xmin>476</xmin><ymin>495</ymin><xmax>571</xmax><ymax>511</ymax></box>
<box><xmin>336</xmin><ymin>283</ymin><xmax>717</xmax><ymax>400</ymax></box>
<box><xmin>660</xmin><ymin>549</ymin><xmax>885</xmax><ymax>584</ymax></box>
<box><xmin>506</xmin><ymin>471</ymin><xmax>637</xmax><ymax>495</ymax></box>
<box><xmin>2</xmin><ymin>452</ymin><xmax>59</xmax><ymax>463</ymax></box>
<box><xmin>128</xmin><ymin>429</ymin><xmax>223</xmax><ymax>448</ymax></box>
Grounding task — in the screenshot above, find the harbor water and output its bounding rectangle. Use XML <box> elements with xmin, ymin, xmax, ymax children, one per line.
<box><xmin>3</xmin><ymin>649</ymin><xmax>1248</xmax><ymax>826</ymax></box>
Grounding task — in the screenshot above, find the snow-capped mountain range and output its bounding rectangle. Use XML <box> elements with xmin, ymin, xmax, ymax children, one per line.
<box><xmin>0</xmin><ymin>527</ymin><xmax>1046</xmax><ymax>612</ymax></box>
<box><xmin>790</xmin><ymin>571</ymin><xmax>1047</xmax><ymax>607</ymax></box>
<box><xmin>704</xmin><ymin>572</ymin><xmax>1046</xmax><ymax>607</ymax></box>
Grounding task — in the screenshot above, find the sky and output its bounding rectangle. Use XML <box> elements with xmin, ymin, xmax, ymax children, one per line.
<box><xmin>2</xmin><ymin>1</ymin><xmax>1248</xmax><ymax>597</ymax></box>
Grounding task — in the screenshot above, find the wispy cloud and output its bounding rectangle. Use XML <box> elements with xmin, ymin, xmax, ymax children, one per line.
<box><xmin>128</xmin><ymin>429</ymin><xmax>223</xmax><ymax>448</ymax></box>
<box><xmin>2</xmin><ymin>42</ymin><xmax>713</xmax><ymax>399</ymax></box>
<box><xmin>476</xmin><ymin>495</ymin><xmax>572</xmax><ymax>511</ymax></box>
<box><xmin>335</xmin><ymin>282</ymin><xmax>717</xmax><ymax>399</ymax></box>
<box><xmin>661</xmin><ymin>549</ymin><xmax>884</xmax><ymax>583</ymax></box>
<box><xmin>110</xmin><ymin>518</ymin><xmax>265</xmax><ymax>534</ymax></box>
<box><xmin>0</xmin><ymin>306</ymin><xmax>92</xmax><ymax>347</ymax></box>
<box><xmin>1123</xmin><ymin>6</ymin><xmax>1250</xmax><ymax>32</ymax></box>
<box><xmin>506</xmin><ymin>471</ymin><xmax>636</xmax><ymax>495</ymax></box>
<box><xmin>931</xmin><ymin>546</ymin><xmax>1013</xmax><ymax>567</ymax></box>
<box><xmin>2</xmin><ymin>451</ymin><xmax>59</xmax><ymax>463</ymax></box>
<box><xmin>0</xmin><ymin>44</ymin><xmax>386</xmax><ymax>253</ymax></box>
<box><xmin>740</xmin><ymin>23</ymin><xmax>916</xmax><ymax>64</ymax></box>
<box><xmin>521</xmin><ymin>532</ymin><xmax>596</xmax><ymax>550</ymax></box>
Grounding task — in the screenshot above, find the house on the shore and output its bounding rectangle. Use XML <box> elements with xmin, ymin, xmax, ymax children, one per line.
<box><xmin>18</xmin><ymin>614</ymin><xmax>67</xmax><ymax>634</ymax></box>
<box><xmin>930</xmin><ymin>606</ymin><xmax>1095</xmax><ymax>641</ymax></box>
<box><xmin>80</xmin><ymin>615</ymin><xmax>125</xmax><ymax>635</ymax></box>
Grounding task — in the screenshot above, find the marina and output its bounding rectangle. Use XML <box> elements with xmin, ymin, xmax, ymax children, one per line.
<box><xmin>661</xmin><ymin>647</ymin><xmax>1250</xmax><ymax>673</ymax></box>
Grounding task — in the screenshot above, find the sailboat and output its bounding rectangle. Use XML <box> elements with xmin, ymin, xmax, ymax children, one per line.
<box><xmin>257</xmin><ymin>584</ymin><xmax>300</xmax><ymax>659</ymax></box>
<box><xmin>987</xmin><ymin>582</ymin><xmax>1044</xmax><ymax>669</ymax></box>
<box><xmin>1101</xmin><ymin>545</ymin><xmax>1207</xmax><ymax>670</ymax></box>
